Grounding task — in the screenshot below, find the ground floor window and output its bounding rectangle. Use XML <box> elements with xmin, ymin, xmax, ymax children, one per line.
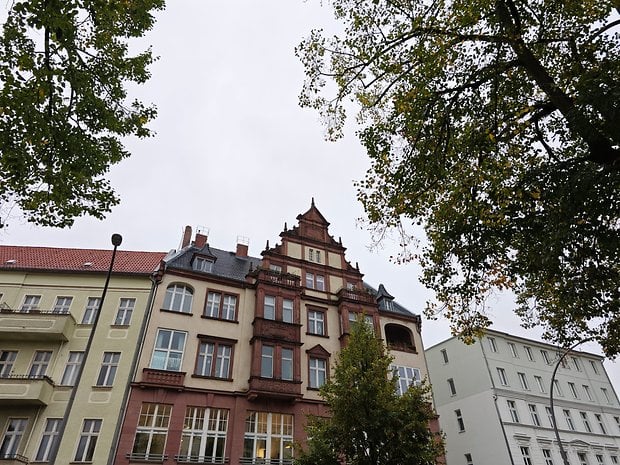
<box><xmin>179</xmin><ymin>407</ymin><xmax>228</xmax><ymax>462</ymax></box>
<box><xmin>243</xmin><ymin>412</ymin><xmax>293</xmax><ymax>464</ymax></box>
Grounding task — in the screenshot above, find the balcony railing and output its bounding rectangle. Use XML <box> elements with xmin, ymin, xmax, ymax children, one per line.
<box><xmin>0</xmin><ymin>453</ymin><xmax>30</xmax><ymax>464</ymax></box>
<box><xmin>126</xmin><ymin>453</ymin><xmax>168</xmax><ymax>462</ymax></box>
<box><xmin>239</xmin><ymin>458</ymin><xmax>293</xmax><ymax>465</ymax></box>
<box><xmin>252</xmin><ymin>318</ymin><xmax>300</xmax><ymax>342</ymax></box>
<box><xmin>247</xmin><ymin>376</ymin><xmax>302</xmax><ymax>401</ymax></box>
<box><xmin>140</xmin><ymin>368</ymin><xmax>186</xmax><ymax>390</ymax></box>
<box><xmin>175</xmin><ymin>455</ymin><xmax>229</xmax><ymax>464</ymax></box>
<box><xmin>255</xmin><ymin>268</ymin><xmax>300</xmax><ymax>288</ymax></box>
<box><xmin>336</xmin><ymin>287</ymin><xmax>376</xmax><ymax>305</ymax></box>
<box><xmin>0</xmin><ymin>308</ymin><xmax>76</xmax><ymax>341</ymax></box>
<box><xmin>0</xmin><ymin>375</ymin><xmax>55</xmax><ymax>406</ymax></box>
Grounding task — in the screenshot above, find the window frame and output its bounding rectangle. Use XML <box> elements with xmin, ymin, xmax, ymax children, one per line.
<box><xmin>508</xmin><ymin>342</ymin><xmax>518</xmax><ymax>358</ymax></box>
<box><xmin>528</xmin><ymin>404</ymin><xmax>541</xmax><ymax>426</ymax></box>
<box><xmin>507</xmin><ymin>400</ymin><xmax>520</xmax><ymax>423</ymax></box>
<box><xmin>308</xmin><ymin>357</ymin><xmax>327</xmax><ymax>389</ymax></box>
<box><xmin>0</xmin><ymin>351</ymin><xmax>17</xmax><ymax>377</ymax></box>
<box><xmin>455</xmin><ymin>409</ymin><xmax>465</xmax><ymax>432</ymax></box>
<box><xmin>0</xmin><ymin>418</ymin><xmax>28</xmax><ymax>459</ymax></box>
<box><xmin>81</xmin><ymin>297</ymin><xmax>101</xmax><ymax>325</ymax></box>
<box><xmin>194</xmin><ymin>337</ymin><xmax>235</xmax><ymax>380</ymax></box>
<box><xmin>580</xmin><ymin>411</ymin><xmax>592</xmax><ymax>432</ymax></box>
<box><xmin>53</xmin><ymin>296</ymin><xmax>73</xmax><ymax>313</ymax></box>
<box><xmin>520</xmin><ymin>446</ymin><xmax>533</xmax><ymax>465</ymax></box>
<box><xmin>21</xmin><ymin>294</ymin><xmax>41</xmax><ymax>312</ymax></box>
<box><xmin>440</xmin><ymin>349</ymin><xmax>449</xmax><ymax>364</ymax></box>
<box><xmin>243</xmin><ymin>411</ymin><xmax>294</xmax><ymax>463</ymax></box>
<box><xmin>131</xmin><ymin>403</ymin><xmax>171</xmax><ymax>461</ymax></box>
<box><xmin>204</xmin><ymin>290</ymin><xmax>239</xmax><ymax>321</ymax></box>
<box><xmin>193</xmin><ymin>256</ymin><xmax>214</xmax><ymax>273</ymax></box>
<box><xmin>392</xmin><ymin>365</ymin><xmax>421</xmax><ymax>395</ymax></box>
<box><xmin>535</xmin><ymin>375</ymin><xmax>545</xmax><ymax>393</ymax></box>
<box><xmin>150</xmin><ymin>328</ymin><xmax>187</xmax><ymax>372</ymax></box>
<box><xmin>114</xmin><ymin>297</ymin><xmax>135</xmax><ymax>326</ymax></box>
<box><xmin>447</xmin><ymin>378</ymin><xmax>457</xmax><ymax>396</ymax></box>
<box><xmin>563</xmin><ymin>409</ymin><xmax>575</xmax><ymax>430</ymax></box>
<box><xmin>305</xmin><ymin>271</ymin><xmax>326</xmax><ymax>291</ymax></box>
<box><xmin>497</xmin><ymin>367</ymin><xmax>508</xmax><ymax>386</ymax></box>
<box><xmin>179</xmin><ymin>406</ymin><xmax>228</xmax><ymax>462</ymax></box>
<box><xmin>35</xmin><ymin>418</ymin><xmax>62</xmax><ymax>462</ymax></box>
<box><xmin>307</xmin><ymin>308</ymin><xmax>326</xmax><ymax>336</ymax></box>
<box><xmin>488</xmin><ymin>337</ymin><xmax>498</xmax><ymax>352</ymax></box>
<box><xmin>517</xmin><ymin>372</ymin><xmax>529</xmax><ymax>390</ymax></box>
<box><xmin>60</xmin><ymin>351</ymin><xmax>84</xmax><ymax>386</ymax></box>
<box><xmin>29</xmin><ymin>350</ymin><xmax>52</xmax><ymax>377</ymax></box>
<box><xmin>162</xmin><ymin>283</ymin><xmax>194</xmax><ymax>314</ymax></box>
<box><xmin>96</xmin><ymin>352</ymin><xmax>120</xmax><ymax>387</ymax></box>
<box><xmin>524</xmin><ymin>346</ymin><xmax>534</xmax><ymax>361</ymax></box>
<box><xmin>74</xmin><ymin>419</ymin><xmax>102</xmax><ymax>462</ymax></box>
<box><xmin>594</xmin><ymin>413</ymin><xmax>607</xmax><ymax>434</ymax></box>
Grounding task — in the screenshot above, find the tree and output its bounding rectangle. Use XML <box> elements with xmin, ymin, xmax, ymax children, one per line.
<box><xmin>297</xmin><ymin>0</ymin><xmax>620</xmax><ymax>356</ymax></box>
<box><xmin>0</xmin><ymin>0</ymin><xmax>164</xmax><ymax>228</ymax></box>
<box><xmin>295</xmin><ymin>319</ymin><xmax>443</xmax><ymax>465</ymax></box>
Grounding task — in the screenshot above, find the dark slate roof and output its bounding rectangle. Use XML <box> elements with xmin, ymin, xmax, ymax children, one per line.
<box><xmin>165</xmin><ymin>244</ymin><xmax>262</xmax><ymax>282</ymax></box>
<box><xmin>364</xmin><ymin>282</ymin><xmax>417</xmax><ymax>317</ymax></box>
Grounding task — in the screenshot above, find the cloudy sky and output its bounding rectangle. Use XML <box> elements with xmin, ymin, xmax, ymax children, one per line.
<box><xmin>1</xmin><ymin>1</ymin><xmax>617</xmax><ymax>383</ymax></box>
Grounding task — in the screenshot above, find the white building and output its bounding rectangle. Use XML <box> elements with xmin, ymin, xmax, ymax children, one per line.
<box><xmin>426</xmin><ymin>330</ymin><xmax>620</xmax><ymax>465</ymax></box>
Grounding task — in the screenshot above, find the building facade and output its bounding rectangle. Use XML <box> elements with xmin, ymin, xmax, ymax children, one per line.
<box><xmin>0</xmin><ymin>246</ymin><xmax>165</xmax><ymax>464</ymax></box>
<box><xmin>426</xmin><ymin>330</ymin><xmax>620</xmax><ymax>465</ymax></box>
<box><xmin>113</xmin><ymin>202</ymin><xmax>432</xmax><ymax>465</ymax></box>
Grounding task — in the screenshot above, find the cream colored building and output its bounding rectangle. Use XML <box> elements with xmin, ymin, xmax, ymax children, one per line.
<box><xmin>0</xmin><ymin>245</ymin><xmax>165</xmax><ymax>464</ymax></box>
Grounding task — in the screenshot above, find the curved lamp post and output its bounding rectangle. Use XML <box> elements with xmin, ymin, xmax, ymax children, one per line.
<box><xmin>549</xmin><ymin>337</ymin><xmax>594</xmax><ymax>465</ymax></box>
<box><xmin>50</xmin><ymin>234</ymin><xmax>122</xmax><ymax>465</ymax></box>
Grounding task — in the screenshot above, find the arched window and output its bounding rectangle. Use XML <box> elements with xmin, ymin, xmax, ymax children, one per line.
<box><xmin>163</xmin><ymin>284</ymin><xmax>193</xmax><ymax>313</ymax></box>
<box><xmin>384</xmin><ymin>324</ymin><xmax>415</xmax><ymax>352</ymax></box>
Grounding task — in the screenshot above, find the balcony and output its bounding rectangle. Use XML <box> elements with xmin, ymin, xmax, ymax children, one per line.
<box><xmin>252</xmin><ymin>318</ymin><xmax>300</xmax><ymax>343</ymax></box>
<box><xmin>139</xmin><ymin>368</ymin><xmax>186</xmax><ymax>390</ymax></box>
<box><xmin>0</xmin><ymin>454</ymin><xmax>30</xmax><ymax>464</ymax></box>
<box><xmin>336</xmin><ymin>288</ymin><xmax>376</xmax><ymax>305</ymax></box>
<box><xmin>247</xmin><ymin>376</ymin><xmax>302</xmax><ymax>402</ymax></box>
<box><xmin>0</xmin><ymin>375</ymin><xmax>55</xmax><ymax>406</ymax></box>
<box><xmin>255</xmin><ymin>268</ymin><xmax>300</xmax><ymax>289</ymax></box>
<box><xmin>0</xmin><ymin>309</ymin><xmax>77</xmax><ymax>342</ymax></box>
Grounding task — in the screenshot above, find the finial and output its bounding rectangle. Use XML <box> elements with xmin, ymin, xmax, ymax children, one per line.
<box><xmin>311</xmin><ymin>197</ymin><xmax>315</xmax><ymax>207</ymax></box>
<box><xmin>356</xmin><ymin>262</ymin><xmax>359</xmax><ymax>271</ymax></box>
<box><xmin>284</xmin><ymin>222</ymin><xmax>288</xmax><ymax>231</ymax></box>
<box><xmin>339</xmin><ymin>236</ymin><xmax>342</xmax><ymax>245</ymax></box>
<box><xmin>265</xmin><ymin>240</ymin><xmax>270</xmax><ymax>250</ymax></box>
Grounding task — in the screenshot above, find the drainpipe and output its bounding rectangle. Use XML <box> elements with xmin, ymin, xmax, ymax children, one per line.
<box><xmin>479</xmin><ymin>336</ymin><xmax>516</xmax><ymax>465</ymax></box>
<box><xmin>107</xmin><ymin>267</ymin><xmax>163</xmax><ymax>465</ymax></box>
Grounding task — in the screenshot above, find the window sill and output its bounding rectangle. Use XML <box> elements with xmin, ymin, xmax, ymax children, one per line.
<box><xmin>201</xmin><ymin>315</ymin><xmax>239</xmax><ymax>324</ymax></box>
<box><xmin>160</xmin><ymin>308</ymin><xmax>193</xmax><ymax>316</ymax></box>
<box><xmin>305</xmin><ymin>332</ymin><xmax>329</xmax><ymax>338</ymax></box>
<box><xmin>110</xmin><ymin>324</ymin><xmax>130</xmax><ymax>328</ymax></box>
<box><xmin>91</xmin><ymin>385</ymin><xmax>113</xmax><ymax>390</ymax></box>
<box><xmin>191</xmin><ymin>374</ymin><xmax>233</xmax><ymax>382</ymax></box>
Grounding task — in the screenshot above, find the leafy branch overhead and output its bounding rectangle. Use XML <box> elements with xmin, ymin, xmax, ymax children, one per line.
<box><xmin>298</xmin><ymin>0</ymin><xmax>620</xmax><ymax>356</ymax></box>
<box><xmin>0</xmin><ymin>0</ymin><xmax>164</xmax><ymax>227</ymax></box>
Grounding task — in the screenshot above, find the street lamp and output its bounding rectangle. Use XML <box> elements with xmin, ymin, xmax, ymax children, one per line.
<box><xmin>548</xmin><ymin>337</ymin><xmax>594</xmax><ymax>465</ymax></box>
<box><xmin>50</xmin><ymin>234</ymin><xmax>122</xmax><ymax>465</ymax></box>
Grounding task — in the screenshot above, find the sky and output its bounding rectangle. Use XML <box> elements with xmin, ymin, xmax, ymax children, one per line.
<box><xmin>0</xmin><ymin>1</ymin><xmax>617</xmax><ymax>387</ymax></box>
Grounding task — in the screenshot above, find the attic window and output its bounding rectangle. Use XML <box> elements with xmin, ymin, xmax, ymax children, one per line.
<box><xmin>193</xmin><ymin>256</ymin><xmax>214</xmax><ymax>273</ymax></box>
<box><xmin>5</xmin><ymin>259</ymin><xmax>16</xmax><ymax>264</ymax></box>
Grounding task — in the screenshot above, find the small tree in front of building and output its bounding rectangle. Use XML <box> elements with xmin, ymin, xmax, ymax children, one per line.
<box><xmin>295</xmin><ymin>317</ymin><xmax>443</xmax><ymax>465</ymax></box>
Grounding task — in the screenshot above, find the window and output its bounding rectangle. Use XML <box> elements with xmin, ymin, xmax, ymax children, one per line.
<box><xmin>583</xmin><ymin>384</ymin><xmax>593</xmax><ymax>400</ymax></box>
<box><xmin>29</xmin><ymin>351</ymin><xmax>52</xmax><ymax>377</ymax></box>
<box><xmin>131</xmin><ymin>404</ymin><xmax>171</xmax><ymax>460</ymax></box>
<box><xmin>74</xmin><ymin>419</ymin><xmax>102</xmax><ymax>462</ymax></box>
<box><xmin>264</xmin><ymin>295</ymin><xmax>275</xmax><ymax>320</ymax></box>
<box><xmin>546</xmin><ymin>406</ymin><xmax>556</xmax><ymax>428</ymax></box>
<box><xmin>448</xmin><ymin>378</ymin><xmax>457</xmax><ymax>396</ymax></box>
<box><xmin>580</xmin><ymin>412</ymin><xmax>592</xmax><ymax>432</ymax></box>
<box><xmin>528</xmin><ymin>404</ymin><xmax>541</xmax><ymax>426</ymax></box>
<box><xmin>568</xmin><ymin>382</ymin><xmax>579</xmax><ymax>398</ymax></box>
<box><xmin>96</xmin><ymin>352</ymin><xmax>120</xmax><ymax>386</ymax></box>
<box><xmin>465</xmin><ymin>453</ymin><xmax>473</xmax><ymax>465</ymax></box>
<box><xmin>204</xmin><ymin>291</ymin><xmax>237</xmax><ymax>320</ymax></box>
<box><xmin>560</xmin><ymin>357</ymin><xmax>570</xmax><ymax>369</ymax></box>
<box><xmin>543</xmin><ymin>449</ymin><xmax>554</xmax><ymax>465</ymax></box>
<box><xmin>497</xmin><ymin>367</ymin><xmax>508</xmax><ymax>386</ymax></box>
<box><xmin>305</xmin><ymin>272</ymin><xmax>325</xmax><ymax>291</ymax></box>
<box><xmin>601</xmin><ymin>387</ymin><xmax>611</xmax><ymax>403</ymax></box>
<box><xmin>541</xmin><ymin>350</ymin><xmax>551</xmax><ymax>364</ymax></box>
<box><xmin>281</xmin><ymin>348</ymin><xmax>294</xmax><ymax>381</ymax></box>
<box><xmin>572</xmin><ymin>356</ymin><xmax>581</xmax><ymax>371</ymax></box>
<box><xmin>261</xmin><ymin>346</ymin><xmax>274</xmax><ymax>378</ymax></box>
<box><xmin>615</xmin><ymin>416</ymin><xmax>620</xmax><ymax>433</ymax></box>
<box><xmin>163</xmin><ymin>284</ymin><xmax>193</xmax><ymax>313</ymax></box>
<box><xmin>441</xmin><ymin>349</ymin><xmax>449</xmax><ymax>363</ymax></box>
<box><xmin>578</xmin><ymin>452</ymin><xmax>589</xmax><ymax>465</ymax></box>
<box><xmin>507</xmin><ymin>400</ymin><xmax>520</xmax><ymax>423</ymax></box>
<box><xmin>151</xmin><ymin>329</ymin><xmax>187</xmax><ymax>371</ymax></box>
<box><xmin>282</xmin><ymin>299</ymin><xmax>293</xmax><ymax>323</ymax></box>
<box><xmin>520</xmin><ymin>446</ymin><xmax>533</xmax><ymax>465</ymax></box>
<box><xmin>269</xmin><ymin>264</ymin><xmax>282</xmax><ymax>273</ymax></box>
<box><xmin>308</xmin><ymin>248</ymin><xmax>322</xmax><ymax>263</ymax></box>
<box><xmin>564</xmin><ymin>409</ymin><xmax>575</xmax><ymax>430</ymax></box>
<box><xmin>508</xmin><ymin>342</ymin><xmax>518</xmax><ymax>357</ymax></box>
<box><xmin>611</xmin><ymin>457</ymin><xmax>618</xmax><ymax>465</ymax></box>
<box><xmin>35</xmin><ymin>418</ymin><xmax>62</xmax><ymax>462</ymax></box>
<box><xmin>81</xmin><ymin>297</ymin><xmax>100</xmax><ymax>324</ymax></box>
<box><xmin>307</xmin><ymin>309</ymin><xmax>325</xmax><ymax>336</ymax></box>
<box><xmin>553</xmin><ymin>379</ymin><xmax>563</xmax><ymax>397</ymax></box>
<box><xmin>309</xmin><ymin>357</ymin><xmax>327</xmax><ymax>389</ymax></box>
<box><xmin>0</xmin><ymin>418</ymin><xmax>27</xmax><ymax>459</ymax></box>
<box><xmin>488</xmin><ymin>337</ymin><xmax>497</xmax><ymax>352</ymax></box>
<box><xmin>193</xmin><ymin>257</ymin><xmax>214</xmax><ymax>273</ymax></box>
<box><xmin>196</xmin><ymin>340</ymin><xmax>233</xmax><ymax>379</ymax></box>
<box><xmin>61</xmin><ymin>351</ymin><xmax>84</xmax><ymax>385</ymax></box>
<box><xmin>393</xmin><ymin>366</ymin><xmax>421</xmax><ymax>395</ymax></box>
<box><xmin>179</xmin><ymin>407</ymin><xmax>228</xmax><ymax>462</ymax></box>
<box><xmin>21</xmin><ymin>295</ymin><xmax>41</xmax><ymax>312</ymax></box>
<box><xmin>518</xmin><ymin>372</ymin><xmax>529</xmax><ymax>390</ymax></box>
<box><xmin>455</xmin><ymin>409</ymin><xmax>465</xmax><ymax>432</ymax></box>
<box><xmin>594</xmin><ymin>414</ymin><xmax>606</xmax><ymax>434</ymax></box>
<box><xmin>348</xmin><ymin>312</ymin><xmax>374</xmax><ymax>331</ymax></box>
<box><xmin>0</xmin><ymin>351</ymin><xmax>17</xmax><ymax>377</ymax></box>
<box><xmin>535</xmin><ymin>375</ymin><xmax>545</xmax><ymax>393</ymax></box>
<box><xmin>596</xmin><ymin>455</ymin><xmax>605</xmax><ymax>465</ymax></box>
<box><xmin>243</xmin><ymin>412</ymin><xmax>293</xmax><ymax>463</ymax></box>
<box><xmin>524</xmin><ymin>346</ymin><xmax>534</xmax><ymax>361</ymax></box>
<box><xmin>590</xmin><ymin>360</ymin><xmax>599</xmax><ymax>374</ymax></box>
<box><xmin>53</xmin><ymin>296</ymin><xmax>73</xmax><ymax>313</ymax></box>
<box><xmin>114</xmin><ymin>298</ymin><xmax>135</xmax><ymax>325</ymax></box>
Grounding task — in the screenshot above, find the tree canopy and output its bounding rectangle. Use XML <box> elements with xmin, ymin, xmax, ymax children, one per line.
<box><xmin>295</xmin><ymin>319</ymin><xmax>443</xmax><ymax>465</ymax></box>
<box><xmin>0</xmin><ymin>0</ymin><xmax>164</xmax><ymax>228</ymax></box>
<box><xmin>297</xmin><ymin>0</ymin><xmax>620</xmax><ymax>356</ymax></box>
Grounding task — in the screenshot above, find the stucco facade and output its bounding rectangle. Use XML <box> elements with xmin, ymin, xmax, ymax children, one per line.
<box><xmin>426</xmin><ymin>330</ymin><xmax>620</xmax><ymax>465</ymax></box>
<box><xmin>114</xmin><ymin>202</ymin><xmax>432</xmax><ymax>465</ymax></box>
<box><xmin>0</xmin><ymin>246</ymin><xmax>165</xmax><ymax>465</ymax></box>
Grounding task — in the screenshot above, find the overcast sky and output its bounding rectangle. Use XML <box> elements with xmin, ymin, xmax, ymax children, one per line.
<box><xmin>1</xmin><ymin>1</ymin><xmax>617</xmax><ymax>386</ymax></box>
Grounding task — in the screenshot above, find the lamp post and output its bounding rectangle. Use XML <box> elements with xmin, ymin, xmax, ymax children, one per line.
<box><xmin>50</xmin><ymin>234</ymin><xmax>122</xmax><ymax>465</ymax></box>
<box><xmin>549</xmin><ymin>337</ymin><xmax>594</xmax><ymax>465</ymax></box>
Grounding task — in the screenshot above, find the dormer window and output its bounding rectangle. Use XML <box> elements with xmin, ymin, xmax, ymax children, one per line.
<box><xmin>193</xmin><ymin>256</ymin><xmax>214</xmax><ymax>273</ymax></box>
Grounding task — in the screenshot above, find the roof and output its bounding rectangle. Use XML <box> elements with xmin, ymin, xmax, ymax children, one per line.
<box><xmin>364</xmin><ymin>282</ymin><xmax>417</xmax><ymax>318</ymax></box>
<box><xmin>0</xmin><ymin>246</ymin><xmax>166</xmax><ymax>275</ymax></box>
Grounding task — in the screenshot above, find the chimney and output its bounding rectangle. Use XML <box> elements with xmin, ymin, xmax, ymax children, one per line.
<box><xmin>181</xmin><ymin>226</ymin><xmax>192</xmax><ymax>248</ymax></box>
<box><xmin>195</xmin><ymin>226</ymin><xmax>209</xmax><ymax>248</ymax></box>
<box><xmin>236</xmin><ymin>236</ymin><xmax>249</xmax><ymax>257</ymax></box>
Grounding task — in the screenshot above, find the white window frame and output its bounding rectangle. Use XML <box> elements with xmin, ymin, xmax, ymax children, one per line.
<box><xmin>35</xmin><ymin>418</ymin><xmax>62</xmax><ymax>462</ymax></box>
<box><xmin>61</xmin><ymin>351</ymin><xmax>84</xmax><ymax>386</ymax></box>
<box><xmin>163</xmin><ymin>284</ymin><xmax>193</xmax><ymax>313</ymax></box>
<box><xmin>264</xmin><ymin>295</ymin><xmax>275</xmax><ymax>320</ymax></box>
<box><xmin>0</xmin><ymin>351</ymin><xmax>17</xmax><ymax>377</ymax></box>
<box><xmin>29</xmin><ymin>351</ymin><xmax>52</xmax><ymax>377</ymax></box>
<box><xmin>53</xmin><ymin>296</ymin><xmax>73</xmax><ymax>313</ymax></box>
<box><xmin>21</xmin><ymin>295</ymin><xmax>41</xmax><ymax>312</ymax></box>
<box><xmin>74</xmin><ymin>419</ymin><xmax>102</xmax><ymax>462</ymax></box>
<box><xmin>542</xmin><ymin>449</ymin><xmax>554</xmax><ymax>465</ymax></box>
<box><xmin>150</xmin><ymin>329</ymin><xmax>187</xmax><ymax>371</ymax></box>
<box><xmin>179</xmin><ymin>407</ymin><xmax>228</xmax><ymax>462</ymax></box>
<box><xmin>535</xmin><ymin>375</ymin><xmax>545</xmax><ymax>393</ymax></box>
<box><xmin>580</xmin><ymin>411</ymin><xmax>592</xmax><ymax>432</ymax></box>
<box><xmin>81</xmin><ymin>297</ymin><xmax>100</xmax><ymax>324</ymax></box>
<box><xmin>393</xmin><ymin>365</ymin><xmax>420</xmax><ymax>395</ymax></box>
<box><xmin>281</xmin><ymin>348</ymin><xmax>294</xmax><ymax>381</ymax></box>
<box><xmin>282</xmin><ymin>299</ymin><xmax>293</xmax><ymax>324</ymax></box>
<box><xmin>0</xmin><ymin>418</ymin><xmax>27</xmax><ymax>459</ymax></box>
<box><xmin>261</xmin><ymin>345</ymin><xmax>274</xmax><ymax>378</ymax></box>
<box><xmin>193</xmin><ymin>257</ymin><xmax>214</xmax><ymax>273</ymax></box>
<box><xmin>309</xmin><ymin>357</ymin><xmax>327</xmax><ymax>389</ymax></box>
<box><xmin>488</xmin><ymin>337</ymin><xmax>497</xmax><ymax>352</ymax></box>
<box><xmin>524</xmin><ymin>346</ymin><xmax>534</xmax><ymax>361</ymax></box>
<box><xmin>508</xmin><ymin>342</ymin><xmax>518</xmax><ymax>357</ymax></box>
<box><xmin>564</xmin><ymin>409</ymin><xmax>575</xmax><ymax>430</ymax></box>
<box><xmin>568</xmin><ymin>382</ymin><xmax>579</xmax><ymax>398</ymax></box>
<box><xmin>114</xmin><ymin>298</ymin><xmax>135</xmax><ymax>325</ymax></box>
<box><xmin>589</xmin><ymin>359</ymin><xmax>599</xmax><ymax>374</ymax></box>
<box><xmin>541</xmin><ymin>350</ymin><xmax>551</xmax><ymax>364</ymax></box>
<box><xmin>583</xmin><ymin>384</ymin><xmax>593</xmax><ymax>400</ymax></box>
<box><xmin>455</xmin><ymin>409</ymin><xmax>465</xmax><ymax>432</ymax></box>
<box><xmin>243</xmin><ymin>412</ymin><xmax>293</xmax><ymax>463</ymax></box>
<box><xmin>507</xmin><ymin>400</ymin><xmax>520</xmax><ymax>423</ymax></box>
<box><xmin>308</xmin><ymin>310</ymin><xmax>325</xmax><ymax>335</ymax></box>
<box><xmin>553</xmin><ymin>379</ymin><xmax>563</xmax><ymax>397</ymax></box>
<box><xmin>546</xmin><ymin>406</ymin><xmax>556</xmax><ymax>428</ymax></box>
<box><xmin>521</xmin><ymin>446</ymin><xmax>533</xmax><ymax>465</ymax></box>
<box><xmin>529</xmin><ymin>404</ymin><xmax>541</xmax><ymax>426</ymax></box>
<box><xmin>441</xmin><ymin>349</ymin><xmax>449</xmax><ymax>364</ymax></box>
<box><xmin>595</xmin><ymin>414</ymin><xmax>607</xmax><ymax>434</ymax></box>
<box><xmin>196</xmin><ymin>341</ymin><xmax>232</xmax><ymax>379</ymax></box>
<box><xmin>448</xmin><ymin>378</ymin><xmax>457</xmax><ymax>396</ymax></box>
<box><xmin>497</xmin><ymin>367</ymin><xmax>508</xmax><ymax>386</ymax></box>
<box><xmin>96</xmin><ymin>352</ymin><xmax>120</xmax><ymax>386</ymax></box>
<box><xmin>518</xmin><ymin>372</ymin><xmax>529</xmax><ymax>390</ymax></box>
<box><xmin>131</xmin><ymin>404</ymin><xmax>171</xmax><ymax>460</ymax></box>
<box><xmin>601</xmin><ymin>387</ymin><xmax>611</xmax><ymax>403</ymax></box>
